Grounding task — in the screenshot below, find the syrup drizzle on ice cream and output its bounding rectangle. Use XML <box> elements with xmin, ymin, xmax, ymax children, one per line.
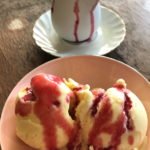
<box><xmin>31</xmin><ymin>74</ymin><xmax>76</xmax><ymax>150</ymax></box>
<box><xmin>15</xmin><ymin>76</ymin><xmax>147</xmax><ymax>150</ymax></box>
<box><xmin>16</xmin><ymin>74</ymin><xmax>77</xmax><ymax>150</ymax></box>
<box><xmin>88</xmin><ymin>82</ymin><xmax>134</xmax><ymax>149</ymax></box>
<box><xmin>89</xmin><ymin>95</ymin><xmax>126</xmax><ymax>149</ymax></box>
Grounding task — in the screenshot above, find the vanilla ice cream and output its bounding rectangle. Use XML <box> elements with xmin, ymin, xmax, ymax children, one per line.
<box><xmin>15</xmin><ymin>74</ymin><xmax>76</xmax><ymax>150</ymax></box>
<box><xmin>73</xmin><ymin>79</ymin><xmax>148</xmax><ymax>150</ymax></box>
<box><xmin>15</xmin><ymin>74</ymin><xmax>148</xmax><ymax>150</ymax></box>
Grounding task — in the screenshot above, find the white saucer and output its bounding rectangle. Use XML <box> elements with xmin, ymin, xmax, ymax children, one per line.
<box><xmin>33</xmin><ymin>6</ymin><xmax>126</xmax><ymax>57</ymax></box>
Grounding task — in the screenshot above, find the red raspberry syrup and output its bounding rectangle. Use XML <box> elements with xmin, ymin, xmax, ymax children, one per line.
<box><xmin>31</xmin><ymin>74</ymin><xmax>77</xmax><ymax>150</ymax></box>
<box><xmin>16</xmin><ymin>74</ymin><xmax>77</xmax><ymax>150</ymax></box>
<box><xmin>74</xmin><ymin>0</ymin><xmax>80</xmax><ymax>42</ymax></box>
<box><xmin>114</xmin><ymin>84</ymin><xmax>134</xmax><ymax>131</ymax></box>
<box><xmin>89</xmin><ymin>84</ymin><xmax>134</xmax><ymax>149</ymax></box>
<box><xmin>73</xmin><ymin>0</ymin><xmax>98</xmax><ymax>42</ymax></box>
<box><xmin>91</xmin><ymin>89</ymin><xmax>104</xmax><ymax>116</ymax></box>
<box><xmin>128</xmin><ymin>135</ymin><xmax>134</xmax><ymax>145</ymax></box>
<box><xmin>15</xmin><ymin>88</ymin><xmax>36</xmax><ymax>117</ymax></box>
<box><xmin>68</xmin><ymin>86</ymin><xmax>83</xmax><ymax>120</ymax></box>
<box><xmin>89</xmin><ymin>95</ymin><xmax>126</xmax><ymax>149</ymax></box>
<box><xmin>88</xmin><ymin>0</ymin><xmax>99</xmax><ymax>41</ymax></box>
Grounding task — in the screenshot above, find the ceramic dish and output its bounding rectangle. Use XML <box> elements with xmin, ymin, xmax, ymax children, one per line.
<box><xmin>0</xmin><ymin>56</ymin><xmax>150</xmax><ymax>150</ymax></box>
<box><xmin>33</xmin><ymin>6</ymin><xmax>126</xmax><ymax>57</ymax></box>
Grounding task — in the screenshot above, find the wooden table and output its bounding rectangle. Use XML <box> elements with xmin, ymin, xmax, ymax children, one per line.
<box><xmin>0</xmin><ymin>0</ymin><xmax>150</xmax><ymax>115</ymax></box>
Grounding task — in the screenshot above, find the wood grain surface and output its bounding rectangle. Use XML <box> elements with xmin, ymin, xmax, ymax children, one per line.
<box><xmin>0</xmin><ymin>0</ymin><xmax>55</xmax><ymax>114</ymax></box>
<box><xmin>0</xmin><ymin>0</ymin><xmax>150</xmax><ymax>114</ymax></box>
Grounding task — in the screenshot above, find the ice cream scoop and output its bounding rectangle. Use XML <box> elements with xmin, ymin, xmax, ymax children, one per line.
<box><xmin>74</xmin><ymin>79</ymin><xmax>148</xmax><ymax>150</ymax></box>
<box><xmin>15</xmin><ymin>74</ymin><xmax>148</xmax><ymax>150</ymax></box>
<box><xmin>15</xmin><ymin>74</ymin><xmax>76</xmax><ymax>150</ymax></box>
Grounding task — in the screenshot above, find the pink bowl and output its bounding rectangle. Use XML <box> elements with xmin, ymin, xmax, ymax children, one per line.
<box><xmin>0</xmin><ymin>55</ymin><xmax>150</xmax><ymax>150</ymax></box>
